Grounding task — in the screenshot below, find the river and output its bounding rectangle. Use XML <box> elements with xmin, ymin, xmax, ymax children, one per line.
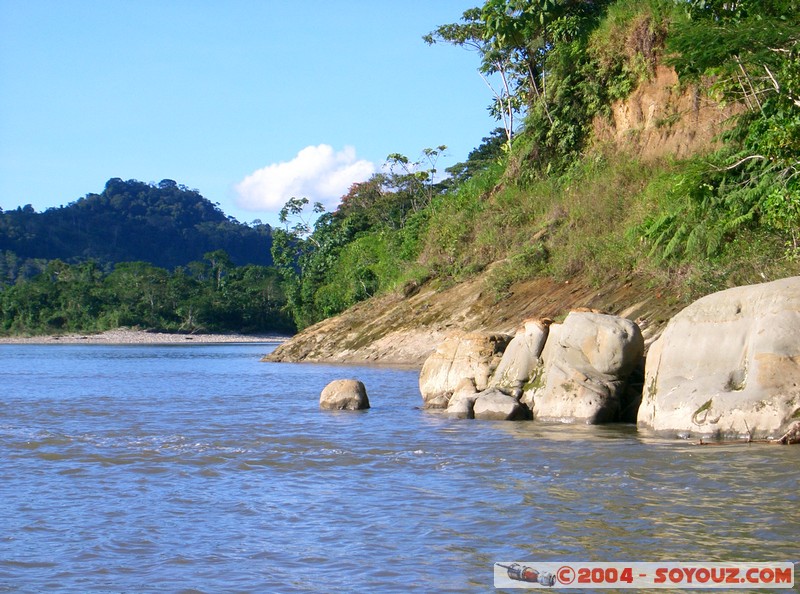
<box><xmin>1</xmin><ymin>343</ymin><xmax>797</xmax><ymax>593</ymax></box>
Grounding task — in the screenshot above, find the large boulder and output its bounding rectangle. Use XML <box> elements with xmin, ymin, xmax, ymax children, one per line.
<box><xmin>637</xmin><ymin>277</ymin><xmax>800</xmax><ymax>438</ymax></box>
<box><xmin>522</xmin><ymin>311</ymin><xmax>644</xmax><ymax>423</ymax></box>
<box><xmin>320</xmin><ymin>379</ymin><xmax>370</xmax><ymax>410</ymax></box>
<box><xmin>419</xmin><ymin>332</ymin><xmax>511</xmax><ymax>408</ymax></box>
<box><xmin>489</xmin><ymin>318</ymin><xmax>551</xmax><ymax>397</ymax></box>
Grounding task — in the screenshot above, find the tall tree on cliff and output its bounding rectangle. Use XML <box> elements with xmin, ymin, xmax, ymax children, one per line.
<box><xmin>424</xmin><ymin>0</ymin><xmax>610</xmax><ymax>150</ymax></box>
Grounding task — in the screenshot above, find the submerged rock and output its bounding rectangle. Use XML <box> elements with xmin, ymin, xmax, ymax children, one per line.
<box><xmin>779</xmin><ymin>421</ymin><xmax>800</xmax><ymax>445</ymax></box>
<box><xmin>637</xmin><ymin>277</ymin><xmax>800</xmax><ymax>438</ymax></box>
<box><xmin>320</xmin><ymin>379</ymin><xmax>370</xmax><ymax>411</ymax></box>
<box><xmin>445</xmin><ymin>378</ymin><xmax>479</xmax><ymax>419</ymax></box>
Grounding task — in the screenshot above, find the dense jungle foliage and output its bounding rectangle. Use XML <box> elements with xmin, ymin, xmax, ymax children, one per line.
<box><xmin>2</xmin><ymin>0</ymin><xmax>797</xmax><ymax>336</ymax></box>
<box><xmin>271</xmin><ymin>0</ymin><xmax>799</xmax><ymax>330</ymax></box>
<box><xmin>0</xmin><ymin>253</ymin><xmax>293</xmax><ymax>335</ymax></box>
<box><xmin>0</xmin><ymin>178</ymin><xmax>273</xmax><ymax>279</ymax></box>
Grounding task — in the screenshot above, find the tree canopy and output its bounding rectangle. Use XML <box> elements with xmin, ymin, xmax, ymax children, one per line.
<box><xmin>0</xmin><ymin>253</ymin><xmax>293</xmax><ymax>336</ymax></box>
<box><xmin>266</xmin><ymin>0</ymin><xmax>799</xmax><ymax>332</ymax></box>
<box><xmin>0</xmin><ymin>178</ymin><xmax>273</xmax><ymax>279</ymax></box>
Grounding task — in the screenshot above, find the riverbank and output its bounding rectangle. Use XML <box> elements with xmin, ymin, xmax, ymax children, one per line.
<box><xmin>0</xmin><ymin>328</ymin><xmax>288</xmax><ymax>345</ymax></box>
<box><xmin>264</xmin><ymin>270</ymin><xmax>685</xmax><ymax>367</ymax></box>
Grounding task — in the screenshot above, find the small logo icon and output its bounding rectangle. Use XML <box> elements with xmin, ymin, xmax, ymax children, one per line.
<box><xmin>497</xmin><ymin>563</ymin><xmax>557</xmax><ymax>587</ymax></box>
<box><xmin>557</xmin><ymin>565</ymin><xmax>576</xmax><ymax>585</ymax></box>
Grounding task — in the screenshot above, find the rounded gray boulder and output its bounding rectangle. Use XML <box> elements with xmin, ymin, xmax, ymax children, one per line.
<box><xmin>418</xmin><ymin>331</ymin><xmax>511</xmax><ymax>408</ymax></box>
<box><xmin>320</xmin><ymin>379</ymin><xmax>370</xmax><ymax>410</ymax></box>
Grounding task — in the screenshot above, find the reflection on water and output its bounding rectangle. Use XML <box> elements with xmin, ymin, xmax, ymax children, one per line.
<box><xmin>0</xmin><ymin>344</ymin><xmax>797</xmax><ymax>593</ymax></box>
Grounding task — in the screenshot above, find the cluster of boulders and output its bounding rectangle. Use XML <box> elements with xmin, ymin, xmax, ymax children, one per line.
<box><xmin>419</xmin><ymin>310</ymin><xmax>645</xmax><ymax>423</ymax></box>
<box><xmin>315</xmin><ymin>277</ymin><xmax>799</xmax><ymax>441</ymax></box>
<box><xmin>418</xmin><ymin>277</ymin><xmax>800</xmax><ymax>440</ymax></box>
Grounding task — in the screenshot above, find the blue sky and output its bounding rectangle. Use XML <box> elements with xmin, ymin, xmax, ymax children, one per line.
<box><xmin>0</xmin><ymin>1</ymin><xmax>497</xmax><ymax>226</ymax></box>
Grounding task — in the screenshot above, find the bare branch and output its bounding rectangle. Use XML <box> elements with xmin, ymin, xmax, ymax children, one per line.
<box><xmin>709</xmin><ymin>154</ymin><xmax>767</xmax><ymax>172</ymax></box>
<box><xmin>525</xmin><ymin>62</ymin><xmax>553</xmax><ymax>125</ymax></box>
<box><xmin>736</xmin><ymin>55</ymin><xmax>762</xmax><ymax>112</ymax></box>
<box><xmin>478</xmin><ymin>69</ymin><xmax>513</xmax><ymax>146</ymax></box>
<box><xmin>763</xmin><ymin>64</ymin><xmax>781</xmax><ymax>93</ymax></box>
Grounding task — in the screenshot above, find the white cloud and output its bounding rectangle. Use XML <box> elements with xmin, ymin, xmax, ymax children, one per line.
<box><xmin>234</xmin><ymin>144</ymin><xmax>375</xmax><ymax>213</ymax></box>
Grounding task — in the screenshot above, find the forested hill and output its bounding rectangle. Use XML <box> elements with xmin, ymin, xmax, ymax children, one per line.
<box><xmin>0</xmin><ymin>178</ymin><xmax>272</xmax><ymax>272</ymax></box>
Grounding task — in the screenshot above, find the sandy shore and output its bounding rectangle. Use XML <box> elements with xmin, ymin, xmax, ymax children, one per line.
<box><xmin>0</xmin><ymin>328</ymin><xmax>288</xmax><ymax>345</ymax></box>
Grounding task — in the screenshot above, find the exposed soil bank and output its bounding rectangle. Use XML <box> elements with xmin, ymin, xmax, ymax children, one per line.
<box><xmin>265</xmin><ymin>271</ymin><xmax>688</xmax><ymax>367</ymax></box>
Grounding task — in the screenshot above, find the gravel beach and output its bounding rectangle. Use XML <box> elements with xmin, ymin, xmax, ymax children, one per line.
<box><xmin>0</xmin><ymin>328</ymin><xmax>288</xmax><ymax>345</ymax></box>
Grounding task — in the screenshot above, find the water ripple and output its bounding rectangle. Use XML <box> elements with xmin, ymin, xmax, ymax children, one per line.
<box><xmin>1</xmin><ymin>344</ymin><xmax>798</xmax><ymax>593</ymax></box>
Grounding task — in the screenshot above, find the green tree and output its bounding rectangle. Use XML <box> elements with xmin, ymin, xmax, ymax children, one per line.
<box><xmin>102</xmin><ymin>262</ymin><xmax>174</xmax><ymax>328</ymax></box>
<box><xmin>278</xmin><ymin>197</ymin><xmax>325</xmax><ymax>245</ymax></box>
<box><xmin>643</xmin><ymin>0</ymin><xmax>800</xmax><ymax>260</ymax></box>
<box><xmin>270</xmin><ymin>199</ymin><xmax>322</xmax><ymax>328</ymax></box>
<box><xmin>425</xmin><ymin>1</ymin><xmax>609</xmax><ymax>148</ymax></box>
<box><xmin>203</xmin><ymin>249</ymin><xmax>234</xmax><ymax>290</ymax></box>
<box><xmin>444</xmin><ymin>128</ymin><xmax>508</xmax><ymax>186</ymax></box>
<box><xmin>424</xmin><ymin>7</ymin><xmax>520</xmax><ymax>146</ymax></box>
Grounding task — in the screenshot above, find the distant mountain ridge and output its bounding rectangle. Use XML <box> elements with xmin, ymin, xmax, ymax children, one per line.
<box><xmin>0</xmin><ymin>178</ymin><xmax>272</xmax><ymax>272</ymax></box>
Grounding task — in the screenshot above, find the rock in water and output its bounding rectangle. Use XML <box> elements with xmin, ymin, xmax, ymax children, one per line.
<box><xmin>779</xmin><ymin>421</ymin><xmax>800</xmax><ymax>445</ymax></box>
<box><xmin>523</xmin><ymin>311</ymin><xmax>644</xmax><ymax>423</ymax></box>
<box><xmin>490</xmin><ymin>318</ymin><xmax>551</xmax><ymax>397</ymax></box>
<box><xmin>418</xmin><ymin>332</ymin><xmax>511</xmax><ymax>408</ymax></box>
<box><xmin>472</xmin><ymin>388</ymin><xmax>528</xmax><ymax>421</ymax></box>
<box><xmin>637</xmin><ymin>277</ymin><xmax>800</xmax><ymax>438</ymax></box>
<box><xmin>445</xmin><ymin>378</ymin><xmax>479</xmax><ymax>419</ymax></box>
<box><xmin>320</xmin><ymin>379</ymin><xmax>370</xmax><ymax>411</ymax></box>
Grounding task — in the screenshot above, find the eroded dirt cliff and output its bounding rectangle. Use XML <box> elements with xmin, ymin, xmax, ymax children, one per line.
<box><xmin>593</xmin><ymin>65</ymin><xmax>741</xmax><ymax>161</ymax></box>
<box><xmin>264</xmin><ymin>271</ymin><xmax>688</xmax><ymax>367</ymax></box>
